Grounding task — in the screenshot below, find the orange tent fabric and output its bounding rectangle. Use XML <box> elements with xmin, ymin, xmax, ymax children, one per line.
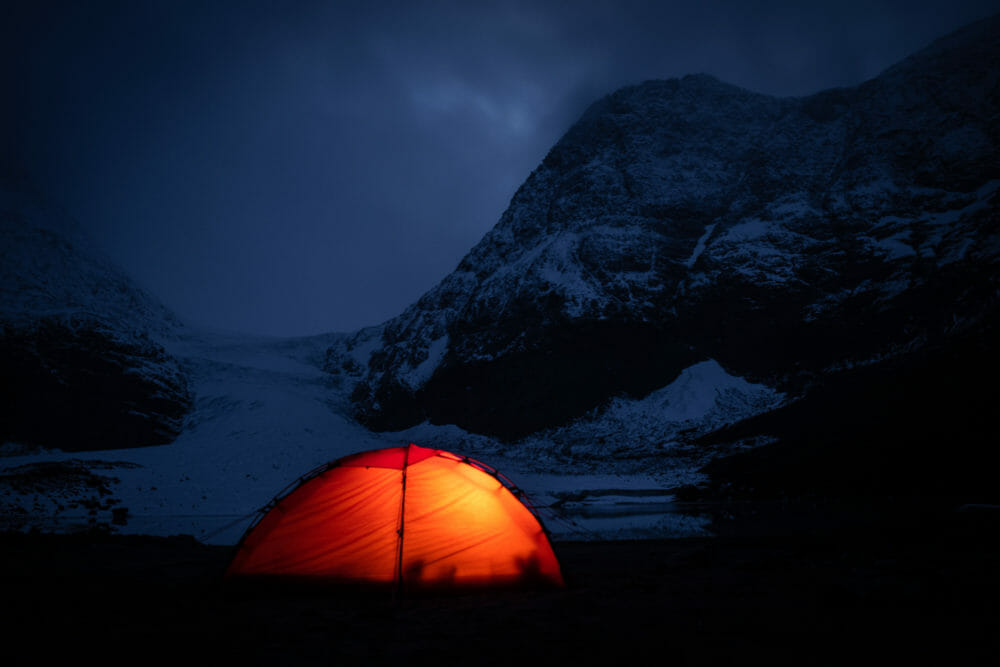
<box><xmin>226</xmin><ymin>443</ymin><xmax>564</xmax><ymax>591</ymax></box>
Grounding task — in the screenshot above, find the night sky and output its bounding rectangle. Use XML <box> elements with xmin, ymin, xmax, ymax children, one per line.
<box><xmin>4</xmin><ymin>1</ymin><xmax>998</xmax><ymax>336</ymax></box>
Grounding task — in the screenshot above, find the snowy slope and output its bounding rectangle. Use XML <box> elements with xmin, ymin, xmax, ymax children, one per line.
<box><xmin>0</xmin><ymin>179</ymin><xmax>180</xmax><ymax>332</ymax></box>
<box><xmin>513</xmin><ymin>360</ymin><xmax>783</xmax><ymax>467</ymax></box>
<box><xmin>0</xmin><ymin>331</ymin><xmax>366</xmax><ymax>542</ymax></box>
<box><xmin>1</xmin><ymin>331</ymin><xmax>730</xmax><ymax>542</ymax></box>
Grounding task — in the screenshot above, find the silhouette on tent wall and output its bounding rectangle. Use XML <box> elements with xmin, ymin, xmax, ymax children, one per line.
<box><xmin>226</xmin><ymin>443</ymin><xmax>565</xmax><ymax>591</ymax></box>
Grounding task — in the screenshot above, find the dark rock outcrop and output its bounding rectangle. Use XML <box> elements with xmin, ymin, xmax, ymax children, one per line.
<box><xmin>0</xmin><ymin>316</ymin><xmax>190</xmax><ymax>451</ymax></box>
<box><xmin>1</xmin><ymin>179</ymin><xmax>192</xmax><ymax>451</ymax></box>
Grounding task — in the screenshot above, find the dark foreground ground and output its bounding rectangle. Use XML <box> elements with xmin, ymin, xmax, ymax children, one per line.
<box><xmin>2</xmin><ymin>503</ymin><xmax>998</xmax><ymax>666</ymax></box>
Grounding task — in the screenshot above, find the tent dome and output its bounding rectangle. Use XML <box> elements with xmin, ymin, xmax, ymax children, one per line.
<box><xmin>226</xmin><ymin>443</ymin><xmax>564</xmax><ymax>591</ymax></box>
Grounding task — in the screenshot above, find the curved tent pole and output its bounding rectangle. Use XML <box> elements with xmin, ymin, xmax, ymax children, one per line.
<box><xmin>230</xmin><ymin>458</ymin><xmax>342</xmax><ymax>550</ymax></box>
<box><xmin>394</xmin><ymin>443</ymin><xmax>412</xmax><ymax>598</ymax></box>
<box><xmin>456</xmin><ymin>454</ymin><xmax>556</xmax><ymax>539</ymax></box>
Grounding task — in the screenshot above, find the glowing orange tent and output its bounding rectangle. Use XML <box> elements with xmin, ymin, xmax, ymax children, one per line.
<box><xmin>226</xmin><ymin>443</ymin><xmax>564</xmax><ymax>591</ymax></box>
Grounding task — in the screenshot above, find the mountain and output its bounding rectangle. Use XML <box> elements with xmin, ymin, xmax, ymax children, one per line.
<box><xmin>338</xmin><ymin>13</ymin><xmax>999</xmax><ymax>478</ymax></box>
<box><xmin>4</xmin><ymin>16</ymin><xmax>997</xmax><ymax>540</ymax></box>
<box><xmin>0</xmin><ymin>177</ymin><xmax>193</xmax><ymax>452</ymax></box>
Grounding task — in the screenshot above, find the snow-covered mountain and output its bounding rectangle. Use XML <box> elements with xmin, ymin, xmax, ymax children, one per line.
<box><xmin>0</xmin><ymin>177</ymin><xmax>192</xmax><ymax>451</ymax></box>
<box><xmin>3</xmin><ymin>15</ymin><xmax>998</xmax><ymax>542</ymax></box>
<box><xmin>343</xmin><ymin>15</ymin><xmax>999</xmax><ymax>447</ymax></box>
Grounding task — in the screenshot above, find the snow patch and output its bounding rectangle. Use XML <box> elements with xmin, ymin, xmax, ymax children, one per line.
<box><xmin>876</xmin><ymin>233</ymin><xmax>917</xmax><ymax>260</ymax></box>
<box><xmin>768</xmin><ymin>195</ymin><xmax>819</xmax><ymax>219</ymax></box>
<box><xmin>401</xmin><ymin>335</ymin><xmax>449</xmax><ymax>389</ymax></box>
<box><xmin>508</xmin><ymin>358</ymin><xmax>785</xmax><ymax>497</ymax></box>
<box><xmin>721</xmin><ymin>219</ymin><xmax>771</xmax><ymax>243</ymax></box>
<box><xmin>611</xmin><ymin>359</ymin><xmax>783</xmax><ymax>424</ymax></box>
<box><xmin>683</xmin><ymin>223</ymin><xmax>716</xmax><ymax>268</ymax></box>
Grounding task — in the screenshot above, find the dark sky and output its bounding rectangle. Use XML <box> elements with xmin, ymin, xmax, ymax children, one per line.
<box><xmin>5</xmin><ymin>1</ymin><xmax>999</xmax><ymax>336</ymax></box>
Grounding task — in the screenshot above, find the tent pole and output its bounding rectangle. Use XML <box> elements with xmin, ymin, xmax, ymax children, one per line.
<box><xmin>394</xmin><ymin>443</ymin><xmax>412</xmax><ymax>600</ymax></box>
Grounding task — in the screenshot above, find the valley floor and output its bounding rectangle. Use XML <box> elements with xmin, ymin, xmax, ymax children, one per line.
<box><xmin>3</xmin><ymin>505</ymin><xmax>997</xmax><ymax>666</ymax></box>
<box><xmin>0</xmin><ymin>328</ymin><xmax>723</xmax><ymax>543</ymax></box>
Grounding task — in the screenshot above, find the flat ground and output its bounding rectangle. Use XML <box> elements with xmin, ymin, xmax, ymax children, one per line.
<box><xmin>2</xmin><ymin>504</ymin><xmax>997</xmax><ymax>666</ymax></box>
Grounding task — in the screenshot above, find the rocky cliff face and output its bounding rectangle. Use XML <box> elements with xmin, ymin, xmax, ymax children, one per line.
<box><xmin>0</xmin><ymin>178</ymin><xmax>192</xmax><ymax>451</ymax></box>
<box><xmin>339</xmin><ymin>15</ymin><xmax>999</xmax><ymax>442</ymax></box>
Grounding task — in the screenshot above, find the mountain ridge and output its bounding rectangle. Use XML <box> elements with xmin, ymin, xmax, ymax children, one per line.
<box><xmin>337</xmin><ymin>13</ymin><xmax>999</xmax><ymax>444</ymax></box>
